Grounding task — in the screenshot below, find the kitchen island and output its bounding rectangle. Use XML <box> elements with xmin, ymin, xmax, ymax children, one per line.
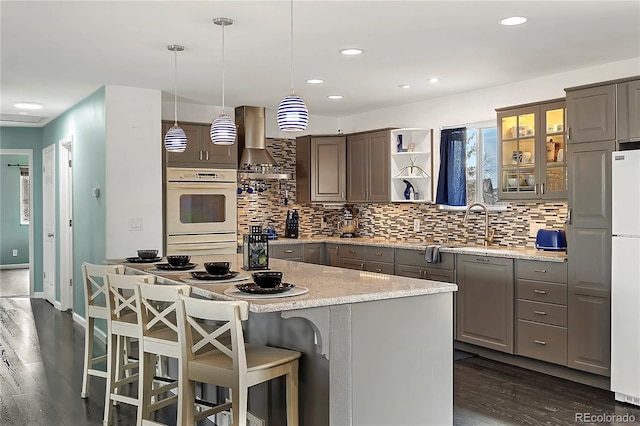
<box><xmin>121</xmin><ymin>254</ymin><xmax>457</xmax><ymax>426</ymax></box>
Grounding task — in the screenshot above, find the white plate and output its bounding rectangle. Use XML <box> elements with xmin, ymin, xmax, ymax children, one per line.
<box><xmin>223</xmin><ymin>286</ymin><xmax>309</xmax><ymax>299</ymax></box>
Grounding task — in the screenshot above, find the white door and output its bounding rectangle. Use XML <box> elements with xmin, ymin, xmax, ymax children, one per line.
<box><xmin>43</xmin><ymin>145</ymin><xmax>56</xmax><ymax>305</ymax></box>
<box><xmin>59</xmin><ymin>137</ymin><xmax>74</xmax><ymax>310</ymax></box>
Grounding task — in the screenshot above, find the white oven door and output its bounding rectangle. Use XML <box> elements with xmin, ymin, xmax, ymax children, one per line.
<box><xmin>166</xmin><ymin>182</ymin><xmax>237</xmax><ymax>236</ymax></box>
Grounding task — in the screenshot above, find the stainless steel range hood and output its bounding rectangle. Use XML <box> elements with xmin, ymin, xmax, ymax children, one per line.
<box><xmin>235</xmin><ymin>105</ymin><xmax>292</xmax><ymax>180</ymax></box>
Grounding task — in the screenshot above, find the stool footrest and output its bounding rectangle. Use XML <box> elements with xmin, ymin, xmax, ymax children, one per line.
<box><xmin>87</xmin><ymin>368</ymin><xmax>107</xmax><ymax>378</ymax></box>
<box><xmin>194</xmin><ymin>401</ymin><xmax>232</xmax><ymax>423</ymax></box>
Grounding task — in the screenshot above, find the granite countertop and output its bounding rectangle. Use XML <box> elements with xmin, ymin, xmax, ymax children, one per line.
<box><xmin>119</xmin><ymin>254</ymin><xmax>457</xmax><ymax>314</ymax></box>
<box><xmin>262</xmin><ymin>236</ymin><xmax>568</xmax><ymax>263</ymax></box>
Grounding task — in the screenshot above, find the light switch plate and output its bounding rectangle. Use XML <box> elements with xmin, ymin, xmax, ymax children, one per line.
<box><xmin>529</xmin><ymin>222</ymin><xmax>545</xmax><ymax>237</ymax></box>
<box><xmin>128</xmin><ymin>217</ymin><xmax>143</xmax><ymax>231</ymax></box>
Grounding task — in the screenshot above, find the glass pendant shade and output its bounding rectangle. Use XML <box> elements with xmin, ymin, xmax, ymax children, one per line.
<box><xmin>277</xmin><ymin>94</ymin><xmax>308</xmax><ymax>131</ymax></box>
<box><xmin>210</xmin><ymin>113</ymin><xmax>236</xmax><ymax>145</ymax></box>
<box><xmin>164</xmin><ymin>125</ymin><xmax>187</xmax><ymax>152</ymax></box>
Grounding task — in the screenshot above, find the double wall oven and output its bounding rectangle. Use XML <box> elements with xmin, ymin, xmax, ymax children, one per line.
<box><xmin>165</xmin><ymin>168</ymin><xmax>237</xmax><ymax>255</ymax></box>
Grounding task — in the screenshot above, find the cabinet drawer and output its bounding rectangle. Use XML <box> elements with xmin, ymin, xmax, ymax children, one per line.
<box><xmin>517</xmin><ymin>320</ymin><xmax>567</xmax><ymax>366</ymax></box>
<box><xmin>517</xmin><ymin>260</ymin><xmax>567</xmax><ymax>283</ymax></box>
<box><xmin>366</xmin><ymin>246</ymin><xmax>394</xmax><ymax>263</ymax></box>
<box><xmin>517</xmin><ymin>279</ymin><xmax>567</xmax><ymax>305</ymax></box>
<box><xmin>270</xmin><ymin>244</ymin><xmax>303</xmax><ymax>259</ymax></box>
<box><xmin>395</xmin><ymin>249</ymin><xmax>454</xmax><ymax>270</ymax></box>
<box><xmin>340</xmin><ymin>258</ymin><xmax>365</xmax><ymax>271</ymax></box>
<box><xmin>365</xmin><ymin>261</ymin><xmax>394</xmax><ymax>275</ymax></box>
<box><xmin>341</xmin><ymin>244</ymin><xmax>365</xmax><ymax>260</ymax></box>
<box><xmin>517</xmin><ymin>300</ymin><xmax>567</xmax><ymax>327</ymax></box>
<box><xmin>424</xmin><ymin>268</ymin><xmax>455</xmax><ymax>283</ymax></box>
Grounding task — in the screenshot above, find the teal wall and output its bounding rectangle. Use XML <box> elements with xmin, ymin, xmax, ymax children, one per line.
<box><xmin>42</xmin><ymin>87</ymin><xmax>106</xmax><ymax>316</ymax></box>
<box><xmin>0</xmin><ymin>127</ymin><xmax>43</xmax><ymax>288</ymax></box>
<box><xmin>0</xmin><ymin>154</ymin><xmax>30</xmax><ymax>264</ymax></box>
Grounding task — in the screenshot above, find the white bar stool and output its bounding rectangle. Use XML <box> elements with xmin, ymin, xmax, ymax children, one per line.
<box><xmin>176</xmin><ymin>295</ymin><xmax>302</xmax><ymax>426</ymax></box>
<box><xmin>80</xmin><ymin>262</ymin><xmax>125</xmax><ymax>399</ymax></box>
<box><xmin>103</xmin><ymin>272</ymin><xmax>155</xmax><ymax>426</ymax></box>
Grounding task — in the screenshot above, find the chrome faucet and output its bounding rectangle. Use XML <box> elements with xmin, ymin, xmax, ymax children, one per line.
<box><xmin>463</xmin><ymin>202</ymin><xmax>495</xmax><ymax>246</ymax></box>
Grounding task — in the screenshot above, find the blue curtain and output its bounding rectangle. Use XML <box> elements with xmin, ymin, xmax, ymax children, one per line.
<box><xmin>436</xmin><ymin>127</ymin><xmax>467</xmax><ymax>206</ymax></box>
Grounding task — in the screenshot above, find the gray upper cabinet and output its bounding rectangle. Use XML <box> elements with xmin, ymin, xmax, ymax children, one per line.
<box><xmin>617</xmin><ymin>79</ymin><xmax>640</xmax><ymax>142</ymax></box>
<box><xmin>347</xmin><ymin>130</ymin><xmax>390</xmax><ymax>202</ymax></box>
<box><xmin>456</xmin><ymin>254</ymin><xmax>514</xmax><ymax>354</ymax></box>
<box><xmin>296</xmin><ymin>135</ymin><xmax>346</xmax><ymax>203</ymax></box>
<box><xmin>566</xmin><ymin>85</ymin><xmax>616</xmax><ymax>143</ymax></box>
<box><xmin>163</xmin><ymin>121</ymin><xmax>237</xmax><ymax>169</ymax></box>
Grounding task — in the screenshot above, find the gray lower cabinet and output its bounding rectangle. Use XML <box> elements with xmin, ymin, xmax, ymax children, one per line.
<box><xmin>394</xmin><ymin>248</ymin><xmax>455</xmax><ymax>283</ymax></box>
<box><xmin>456</xmin><ymin>254</ymin><xmax>514</xmax><ymax>354</ymax></box>
<box><xmin>303</xmin><ymin>243</ymin><xmax>325</xmax><ymax>265</ymax></box>
<box><xmin>515</xmin><ymin>260</ymin><xmax>568</xmax><ymax>366</ymax></box>
<box><xmin>325</xmin><ymin>244</ymin><xmax>341</xmax><ymax>267</ymax></box>
<box><xmin>340</xmin><ymin>244</ymin><xmax>365</xmax><ymax>271</ymax></box>
<box><xmin>364</xmin><ymin>246</ymin><xmax>394</xmax><ymax>274</ymax></box>
<box><xmin>269</xmin><ymin>243</ymin><xmax>303</xmax><ymax>262</ymax></box>
<box><xmin>567</xmin><ymin>293</ymin><xmax>610</xmax><ymax>376</ymax></box>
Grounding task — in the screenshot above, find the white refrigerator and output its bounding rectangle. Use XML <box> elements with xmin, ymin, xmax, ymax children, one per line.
<box><xmin>611</xmin><ymin>149</ymin><xmax>640</xmax><ymax>406</ymax></box>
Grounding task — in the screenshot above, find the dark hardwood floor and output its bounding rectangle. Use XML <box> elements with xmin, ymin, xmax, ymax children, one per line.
<box><xmin>1</xmin><ymin>296</ymin><xmax>638</xmax><ymax>425</ymax></box>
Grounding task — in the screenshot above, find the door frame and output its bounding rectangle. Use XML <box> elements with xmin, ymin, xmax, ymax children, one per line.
<box><xmin>0</xmin><ymin>149</ymin><xmax>34</xmax><ymax>296</ymax></box>
<box><xmin>59</xmin><ymin>136</ymin><xmax>73</xmax><ymax>311</ymax></box>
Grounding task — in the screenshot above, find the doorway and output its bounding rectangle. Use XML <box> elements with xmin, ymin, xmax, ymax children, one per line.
<box><xmin>0</xmin><ymin>149</ymin><xmax>34</xmax><ymax>297</ymax></box>
<box><xmin>42</xmin><ymin>145</ymin><xmax>55</xmax><ymax>305</ymax></box>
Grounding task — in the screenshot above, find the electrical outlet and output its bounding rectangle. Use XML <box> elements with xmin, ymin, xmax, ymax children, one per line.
<box><xmin>321</xmin><ymin>216</ymin><xmax>327</xmax><ymax>229</ymax></box>
<box><xmin>12</xmin><ymin>249</ymin><xmax>18</xmax><ymax>257</ymax></box>
<box><xmin>529</xmin><ymin>222</ymin><xmax>545</xmax><ymax>237</ymax></box>
<box><xmin>413</xmin><ymin>219</ymin><xmax>420</xmax><ymax>232</ymax></box>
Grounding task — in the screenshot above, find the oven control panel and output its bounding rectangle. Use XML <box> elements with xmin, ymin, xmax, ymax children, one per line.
<box><xmin>166</xmin><ymin>167</ymin><xmax>236</xmax><ymax>183</ymax></box>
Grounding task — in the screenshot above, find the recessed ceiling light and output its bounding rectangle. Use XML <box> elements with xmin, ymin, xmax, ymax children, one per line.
<box><xmin>398</xmin><ymin>85</ymin><xmax>411</xmax><ymax>89</ymax></box>
<box><xmin>500</xmin><ymin>16</ymin><xmax>527</xmax><ymax>26</ymax></box>
<box><xmin>327</xmin><ymin>95</ymin><xmax>343</xmax><ymax>100</ymax></box>
<box><xmin>340</xmin><ymin>48</ymin><xmax>363</xmax><ymax>56</ymax></box>
<box><xmin>306</xmin><ymin>79</ymin><xmax>324</xmax><ymax>84</ymax></box>
<box><xmin>14</xmin><ymin>102</ymin><xmax>43</xmax><ymax>110</ymax></box>
<box><xmin>429</xmin><ymin>77</ymin><xmax>439</xmax><ymax>83</ymax></box>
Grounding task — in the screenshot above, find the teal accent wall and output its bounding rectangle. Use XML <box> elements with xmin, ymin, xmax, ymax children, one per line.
<box><xmin>42</xmin><ymin>87</ymin><xmax>106</xmax><ymax>316</ymax></box>
<box><xmin>0</xmin><ymin>154</ymin><xmax>30</xmax><ymax>264</ymax></box>
<box><xmin>0</xmin><ymin>127</ymin><xmax>43</xmax><ymax>288</ymax></box>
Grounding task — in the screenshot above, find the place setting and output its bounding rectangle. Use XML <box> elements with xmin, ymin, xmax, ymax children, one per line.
<box><xmin>224</xmin><ymin>271</ymin><xmax>309</xmax><ymax>299</ymax></box>
<box><xmin>147</xmin><ymin>255</ymin><xmax>198</xmax><ymax>273</ymax></box>
<box><xmin>125</xmin><ymin>249</ymin><xmax>163</xmax><ymax>264</ymax></box>
<box><xmin>180</xmin><ymin>262</ymin><xmax>250</xmax><ymax>284</ymax></box>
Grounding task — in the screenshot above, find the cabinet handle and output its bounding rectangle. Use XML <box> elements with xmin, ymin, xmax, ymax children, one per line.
<box><xmin>419</xmin><ymin>270</ymin><xmax>424</xmax><ymax>279</ymax></box>
<box><xmin>533</xmin><ymin>289</ymin><xmax>547</xmax><ymax>294</ymax></box>
<box><xmin>534</xmin><ymin>311</ymin><xmax>547</xmax><ymax>315</ymax></box>
<box><xmin>349</xmin><ymin>250</ymin><xmax>355</xmax><ymax>254</ymax></box>
<box><xmin>534</xmin><ymin>269</ymin><xmax>547</xmax><ymax>273</ymax></box>
<box><xmin>541</xmin><ymin>183</ymin><xmax>545</xmax><ymax>194</ymax></box>
<box><xmin>199</xmin><ymin>151</ymin><xmax>203</xmax><ymax>161</ymax></box>
<box><xmin>475</xmin><ymin>258</ymin><xmax>490</xmax><ymax>262</ymax></box>
<box><xmin>284</xmin><ymin>249</ymin><xmax>293</xmax><ymax>254</ymax></box>
<box><xmin>424</xmin><ymin>270</ymin><xmax>429</xmax><ymax>279</ymax></box>
<box><xmin>567</xmin><ymin>127</ymin><xmax>572</xmax><ymax>140</ymax></box>
<box><xmin>375</xmin><ymin>252</ymin><xmax>383</xmax><ymax>256</ymax></box>
<box><xmin>566</xmin><ymin>208</ymin><xmax>572</xmax><ymax>225</ymax></box>
<box><xmin>534</xmin><ymin>340</ymin><xmax>547</xmax><ymax>345</ymax></box>
<box><xmin>375</xmin><ymin>268</ymin><xmax>382</xmax><ymax>272</ymax></box>
<box><xmin>205</xmin><ymin>151</ymin><xmax>209</xmax><ymax>161</ymax></box>
<box><xmin>360</xmin><ymin>263</ymin><xmax>364</xmax><ymax>270</ymax></box>
<box><xmin>342</xmin><ymin>191</ymin><xmax>345</xmax><ymax>199</ymax></box>
<box><xmin>534</xmin><ymin>184</ymin><xmax>539</xmax><ymax>194</ymax></box>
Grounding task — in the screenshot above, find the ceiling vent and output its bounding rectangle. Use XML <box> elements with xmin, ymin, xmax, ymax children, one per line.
<box><xmin>0</xmin><ymin>114</ymin><xmax>48</xmax><ymax>124</ymax></box>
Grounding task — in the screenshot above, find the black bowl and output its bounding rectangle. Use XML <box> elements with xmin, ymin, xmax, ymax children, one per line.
<box><xmin>204</xmin><ymin>261</ymin><xmax>231</xmax><ymax>276</ymax></box>
<box><xmin>167</xmin><ymin>255</ymin><xmax>191</xmax><ymax>267</ymax></box>
<box><xmin>252</xmin><ymin>271</ymin><xmax>283</xmax><ymax>288</ymax></box>
<box><xmin>137</xmin><ymin>249</ymin><xmax>158</xmax><ymax>259</ymax></box>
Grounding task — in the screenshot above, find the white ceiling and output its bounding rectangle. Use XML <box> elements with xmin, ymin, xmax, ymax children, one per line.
<box><xmin>2</xmin><ymin>1</ymin><xmax>639</xmax><ymax>126</ymax></box>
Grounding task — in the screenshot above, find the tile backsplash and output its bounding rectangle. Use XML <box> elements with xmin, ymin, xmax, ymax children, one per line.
<box><xmin>237</xmin><ymin>138</ymin><xmax>567</xmax><ymax>248</ymax></box>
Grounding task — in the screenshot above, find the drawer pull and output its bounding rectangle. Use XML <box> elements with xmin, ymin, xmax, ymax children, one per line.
<box><xmin>284</xmin><ymin>250</ymin><xmax>294</xmax><ymax>254</ymax></box>
<box><xmin>375</xmin><ymin>268</ymin><xmax>382</xmax><ymax>272</ymax></box>
<box><xmin>360</xmin><ymin>263</ymin><xmax>365</xmax><ymax>270</ymax></box>
<box><xmin>533</xmin><ymin>289</ymin><xmax>547</xmax><ymax>294</ymax></box>
<box><xmin>375</xmin><ymin>252</ymin><xmax>383</xmax><ymax>256</ymax></box>
<box><xmin>534</xmin><ymin>340</ymin><xmax>547</xmax><ymax>345</ymax></box>
<box><xmin>349</xmin><ymin>250</ymin><xmax>355</xmax><ymax>254</ymax></box>
<box><xmin>534</xmin><ymin>269</ymin><xmax>547</xmax><ymax>273</ymax></box>
<box><xmin>475</xmin><ymin>258</ymin><xmax>490</xmax><ymax>262</ymax></box>
<box><xmin>534</xmin><ymin>311</ymin><xmax>547</xmax><ymax>315</ymax></box>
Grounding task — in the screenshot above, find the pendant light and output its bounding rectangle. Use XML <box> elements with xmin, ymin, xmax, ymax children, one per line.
<box><xmin>210</xmin><ymin>17</ymin><xmax>236</xmax><ymax>145</ymax></box>
<box><xmin>277</xmin><ymin>0</ymin><xmax>308</xmax><ymax>131</ymax></box>
<box><xmin>164</xmin><ymin>44</ymin><xmax>187</xmax><ymax>152</ymax></box>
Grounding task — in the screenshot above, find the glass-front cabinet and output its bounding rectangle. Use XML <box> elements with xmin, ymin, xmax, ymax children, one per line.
<box><xmin>497</xmin><ymin>99</ymin><xmax>566</xmax><ymax>200</ymax></box>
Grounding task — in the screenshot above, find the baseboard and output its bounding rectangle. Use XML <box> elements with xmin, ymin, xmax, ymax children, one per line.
<box><xmin>454</xmin><ymin>341</ymin><xmax>611</xmax><ymax>390</ymax></box>
<box><xmin>0</xmin><ymin>263</ymin><xmax>29</xmax><ymax>270</ymax></box>
<box><xmin>54</xmin><ymin>300</ymin><xmax>63</xmax><ymax>311</ymax></box>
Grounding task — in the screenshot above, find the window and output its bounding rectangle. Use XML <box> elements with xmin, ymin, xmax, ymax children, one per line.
<box><xmin>465</xmin><ymin>123</ymin><xmax>498</xmax><ymax>205</ymax></box>
<box><xmin>20</xmin><ymin>167</ymin><xmax>29</xmax><ymax>225</ymax></box>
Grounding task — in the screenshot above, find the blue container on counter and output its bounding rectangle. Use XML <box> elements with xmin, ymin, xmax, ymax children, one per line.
<box><xmin>535</xmin><ymin>229</ymin><xmax>567</xmax><ymax>251</ymax></box>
